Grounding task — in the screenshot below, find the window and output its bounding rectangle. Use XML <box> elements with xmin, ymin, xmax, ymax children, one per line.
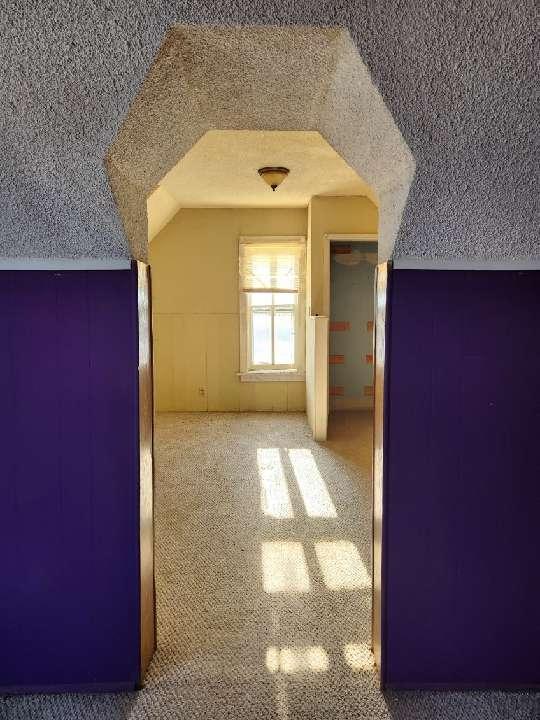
<box><xmin>239</xmin><ymin>237</ymin><xmax>305</xmax><ymax>381</ymax></box>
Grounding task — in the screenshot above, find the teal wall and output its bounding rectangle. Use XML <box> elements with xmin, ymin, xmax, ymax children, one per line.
<box><xmin>329</xmin><ymin>242</ymin><xmax>377</xmax><ymax>409</ymax></box>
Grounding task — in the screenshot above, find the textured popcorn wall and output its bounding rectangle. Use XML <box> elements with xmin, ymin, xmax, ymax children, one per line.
<box><xmin>1</xmin><ymin>3</ymin><xmax>536</xmax><ymax>264</ymax></box>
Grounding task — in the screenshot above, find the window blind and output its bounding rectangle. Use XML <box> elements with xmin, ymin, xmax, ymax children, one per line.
<box><xmin>239</xmin><ymin>239</ymin><xmax>306</xmax><ymax>293</ymax></box>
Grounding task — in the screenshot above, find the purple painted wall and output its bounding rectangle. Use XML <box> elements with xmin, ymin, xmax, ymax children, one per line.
<box><xmin>0</xmin><ymin>269</ymin><xmax>141</xmax><ymax>692</ymax></box>
<box><xmin>383</xmin><ymin>269</ymin><xmax>540</xmax><ymax>688</ymax></box>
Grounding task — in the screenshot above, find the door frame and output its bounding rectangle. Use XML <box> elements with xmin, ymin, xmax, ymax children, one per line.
<box><xmin>320</xmin><ymin>233</ymin><xmax>378</xmax><ymax>436</ymax></box>
<box><xmin>372</xmin><ymin>261</ymin><xmax>390</xmax><ymax>686</ymax></box>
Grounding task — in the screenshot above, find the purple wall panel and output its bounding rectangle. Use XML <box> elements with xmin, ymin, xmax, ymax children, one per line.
<box><xmin>383</xmin><ymin>270</ymin><xmax>540</xmax><ymax>688</ymax></box>
<box><xmin>0</xmin><ymin>269</ymin><xmax>140</xmax><ymax>692</ymax></box>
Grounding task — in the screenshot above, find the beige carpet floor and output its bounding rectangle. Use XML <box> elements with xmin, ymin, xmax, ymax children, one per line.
<box><xmin>2</xmin><ymin>412</ymin><xmax>538</xmax><ymax>719</ymax></box>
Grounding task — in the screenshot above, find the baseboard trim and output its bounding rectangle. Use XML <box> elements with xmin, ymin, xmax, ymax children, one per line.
<box><xmin>0</xmin><ymin>680</ymin><xmax>138</xmax><ymax>695</ymax></box>
<box><xmin>385</xmin><ymin>681</ymin><xmax>540</xmax><ymax>691</ymax></box>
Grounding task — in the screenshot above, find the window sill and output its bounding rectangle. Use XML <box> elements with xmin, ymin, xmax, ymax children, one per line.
<box><xmin>238</xmin><ymin>370</ymin><xmax>305</xmax><ymax>383</ymax></box>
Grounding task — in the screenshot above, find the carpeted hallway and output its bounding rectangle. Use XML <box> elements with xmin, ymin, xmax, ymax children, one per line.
<box><xmin>2</xmin><ymin>412</ymin><xmax>538</xmax><ymax>719</ymax></box>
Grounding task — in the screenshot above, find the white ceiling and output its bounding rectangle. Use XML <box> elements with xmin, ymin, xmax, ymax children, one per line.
<box><xmin>147</xmin><ymin>130</ymin><xmax>374</xmax><ymax>240</ymax></box>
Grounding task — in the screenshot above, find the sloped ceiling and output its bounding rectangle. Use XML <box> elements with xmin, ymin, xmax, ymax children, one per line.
<box><xmin>147</xmin><ymin>130</ymin><xmax>374</xmax><ymax>241</ymax></box>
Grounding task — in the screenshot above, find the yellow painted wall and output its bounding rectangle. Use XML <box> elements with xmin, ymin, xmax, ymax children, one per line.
<box><xmin>308</xmin><ymin>196</ymin><xmax>378</xmax><ymax>316</ymax></box>
<box><xmin>150</xmin><ymin>207</ymin><xmax>307</xmax><ymax>412</ymax></box>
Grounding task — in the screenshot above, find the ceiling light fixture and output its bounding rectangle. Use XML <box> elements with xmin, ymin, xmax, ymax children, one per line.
<box><xmin>334</xmin><ymin>250</ymin><xmax>378</xmax><ymax>267</ymax></box>
<box><xmin>258</xmin><ymin>166</ymin><xmax>290</xmax><ymax>191</ymax></box>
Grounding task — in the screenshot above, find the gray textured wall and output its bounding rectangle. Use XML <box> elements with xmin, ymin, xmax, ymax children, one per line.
<box><xmin>0</xmin><ymin>2</ymin><xmax>537</xmax><ymax>262</ymax></box>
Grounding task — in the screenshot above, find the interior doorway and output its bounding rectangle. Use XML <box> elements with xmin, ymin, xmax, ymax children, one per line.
<box><xmin>326</xmin><ymin>235</ymin><xmax>378</xmax><ymax>465</ymax></box>
<box><xmin>142</xmin><ymin>128</ymin><xmax>386</xmax><ymax>715</ymax></box>
<box><xmin>311</xmin><ymin>233</ymin><xmax>378</xmax><ymax>442</ymax></box>
<box><xmin>328</xmin><ymin>236</ymin><xmax>378</xmax><ymax>411</ymax></box>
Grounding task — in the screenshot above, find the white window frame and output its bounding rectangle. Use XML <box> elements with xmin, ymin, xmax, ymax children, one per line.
<box><xmin>239</xmin><ymin>236</ymin><xmax>306</xmax><ymax>383</ymax></box>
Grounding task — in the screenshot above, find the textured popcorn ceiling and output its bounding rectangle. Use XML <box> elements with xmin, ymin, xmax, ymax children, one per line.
<box><xmin>108</xmin><ymin>26</ymin><xmax>412</xmax><ymax>261</ymax></box>
<box><xmin>147</xmin><ymin>130</ymin><xmax>374</xmax><ymax>242</ymax></box>
<box><xmin>0</xmin><ymin>3</ymin><xmax>537</xmax><ymax>263</ymax></box>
